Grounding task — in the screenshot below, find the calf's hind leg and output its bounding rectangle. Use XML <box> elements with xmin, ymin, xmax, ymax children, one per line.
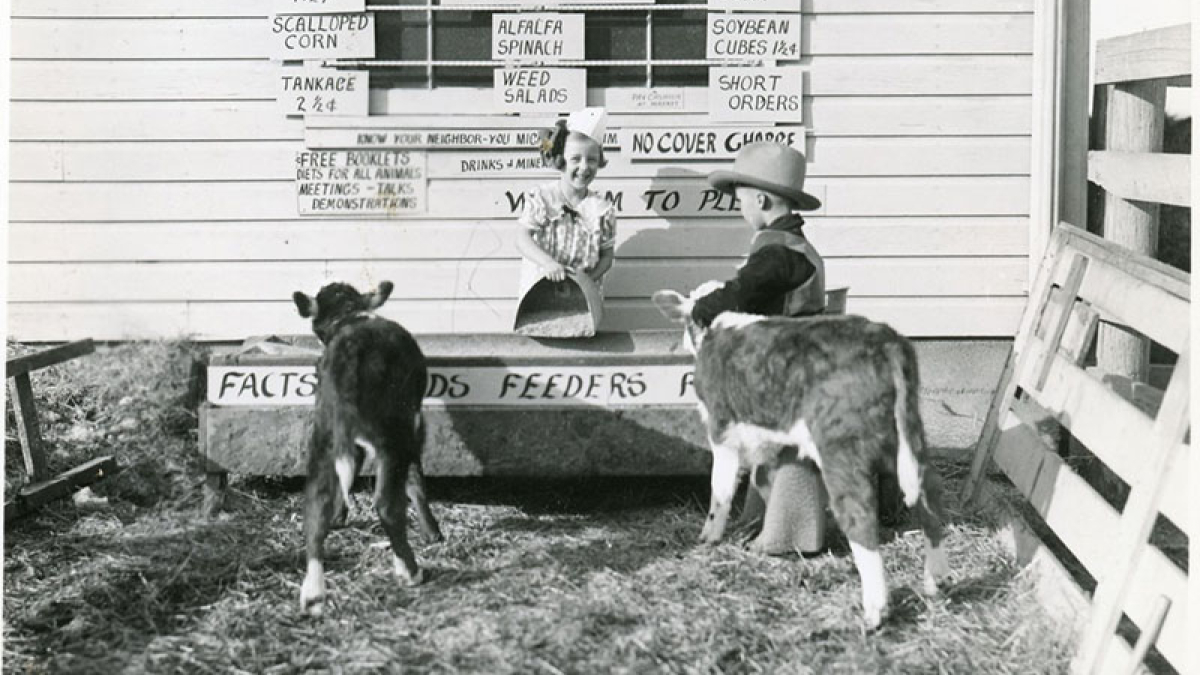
<box><xmin>821</xmin><ymin>440</ymin><xmax>889</xmax><ymax>631</ymax></box>
<box><xmin>375</xmin><ymin>451</ymin><xmax>424</xmax><ymax>586</ymax></box>
<box><xmin>300</xmin><ymin>435</ymin><xmax>342</xmax><ymax>615</ymax></box>
<box><xmin>914</xmin><ymin>467</ymin><xmax>951</xmax><ymax>594</ymax></box>
<box><xmin>406</xmin><ymin>462</ymin><xmax>443</xmax><ymax>543</ymax></box>
<box><xmin>700</xmin><ymin>442</ymin><xmax>741</xmax><ymax>544</ymax></box>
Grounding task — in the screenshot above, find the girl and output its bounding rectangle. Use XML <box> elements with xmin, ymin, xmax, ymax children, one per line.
<box><xmin>515</xmin><ymin>107</ymin><xmax>617</xmax><ymax>287</ymax></box>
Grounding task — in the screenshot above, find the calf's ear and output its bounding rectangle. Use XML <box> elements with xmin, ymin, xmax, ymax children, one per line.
<box><xmin>293</xmin><ymin>291</ymin><xmax>317</xmax><ymax>318</ymax></box>
<box><xmin>365</xmin><ymin>281</ymin><xmax>394</xmax><ymax>310</ymax></box>
<box><xmin>651</xmin><ymin>290</ymin><xmax>690</xmax><ymax>323</ymax></box>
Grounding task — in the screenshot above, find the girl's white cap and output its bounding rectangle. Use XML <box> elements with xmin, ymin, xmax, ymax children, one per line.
<box><xmin>565</xmin><ymin>107</ymin><xmax>607</xmax><ymax>143</ymax></box>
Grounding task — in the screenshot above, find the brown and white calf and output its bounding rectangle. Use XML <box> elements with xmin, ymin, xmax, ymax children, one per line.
<box><xmin>653</xmin><ymin>285</ymin><xmax>950</xmax><ymax>630</ymax></box>
<box><xmin>293</xmin><ymin>280</ymin><xmax>443</xmax><ymax>616</ymax></box>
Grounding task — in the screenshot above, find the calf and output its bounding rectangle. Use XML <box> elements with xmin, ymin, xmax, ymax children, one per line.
<box><xmin>293</xmin><ymin>281</ymin><xmax>443</xmax><ymax>616</ymax></box>
<box><xmin>653</xmin><ymin>285</ymin><xmax>950</xmax><ymax>630</ymax></box>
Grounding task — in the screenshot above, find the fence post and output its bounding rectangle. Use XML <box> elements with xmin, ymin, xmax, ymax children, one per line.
<box><xmin>1095</xmin><ymin>79</ymin><xmax>1166</xmax><ymax>383</ymax></box>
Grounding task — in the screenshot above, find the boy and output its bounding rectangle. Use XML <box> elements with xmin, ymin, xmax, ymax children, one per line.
<box><xmin>691</xmin><ymin>141</ymin><xmax>825</xmax><ymax>327</ymax></box>
<box><xmin>694</xmin><ymin>141</ymin><xmax>828</xmax><ymax>555</ymax></box>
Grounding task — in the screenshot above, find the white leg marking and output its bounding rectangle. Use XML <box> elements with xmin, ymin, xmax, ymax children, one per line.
<box><xmin>849</xmin><ymin>541</ymin><xmax>889</xmax><ymax>631</ymax></box>
<box><xmin>895</xmin><ymin>430</ymin><xmax>920</xmax><ymax>508</ymax></box>
<box><xmin>695</xmin><ymin>400</ymin><xmax>709</xmax><ymax>425</ymax></box>
<box><xmin>700</xmin><ymin>443</ymin><xmax>740</xmax><ymax>544</ymax></box>
<box><xmin>923</xmin><ymin>541</ymin><xmax>951</xmax><ymax>595</ymax></box>
<box><xmin>354</xmin><ymin>436</ymin><xmax>378</xmax><ymax>469</ymax></box>
<box><xmin>786</xmin><ymin>419</ymin><xmax>823</xmax><ymax>470</ymax></box>
<box><xmin>393</xmin><ymin>555</ymin><xmax>424</xmax><ymax>586</ymax></box>
<box><xmin>300</xmin><ymin>558</ymin><xmax>326</xmax><ymax>615</ymax></box>
<box><xmin>334</xmin><ymin>454</ymin><xmax>357</xmax><ymax>511</ymax></box>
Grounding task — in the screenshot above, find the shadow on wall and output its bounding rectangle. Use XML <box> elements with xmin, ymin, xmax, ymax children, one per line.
<box><xmin>610</xmin><ymin>166</ymin><xmax>749</xmax><ymax>329</ymax></box>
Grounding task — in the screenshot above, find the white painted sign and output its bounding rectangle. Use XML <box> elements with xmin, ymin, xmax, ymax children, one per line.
<box><xmin>208</xmin><ymin>365</ymin><xmax>700</xmax><ymax>407</ymax></box>
<box><xmin>278</xmin><ymin>67</ymin><xmax>368</xmax><ymax>117</ymax></box>
<box><xmin>274</xmin><ymin>0</ymin><xmax>365</xmax><ymax>14</ymax></box>
<box><xmin>708</xmin><ymin>0</ymin><xmax>801</xmax><ymax>12</ymax></box>
<box><xmin>606</xmin><ymin>88</ymin><xmax>688</xmax><ymax>113</ymax></box>
<box><xmin>707</xmin><ymin>14</ymin><xmax>801</xmax><ymax>60</ymax></box>
<box><xmin>620</xmin><ymin>126</ymin><xmax>806</xmax><ymax>160</ymax></box>
<box><xmin>708</xmin><ymin>66</ymin><xmax>803</xmax><ymax>122</ymax></box>
<box><xmin>494</xmin><ymin>68</ymin><xmax>587</xmax><ymax>113</ymax></box>
<box><xmin>295</xmin><ymin>150</ymin><xmax>427</xmax><ymax>215</ymax></box>
<box><xmin>307</xmin><ymin>126</ymin><xmax>620</xmax><ymax>150</ymax></box>
<box><xmin>492</xmin><ymin>14</ymin><xmax>585</xmax><ymax>61</ymax></box>
<box><xmin>270</xmin><ymin>13</ymin><xmax>375</xmax><ymax>60</ymax></box>
<box><xmin>444</xmin><ymin>152</ymin><xmax>557</xmax><ymax>176</ymax></box>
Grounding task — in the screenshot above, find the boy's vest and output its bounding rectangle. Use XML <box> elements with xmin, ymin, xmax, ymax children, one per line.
<box><xmin>748</xmin><ymin>229</ymin><xmax>826</xmax><ymax>317</ymax></box>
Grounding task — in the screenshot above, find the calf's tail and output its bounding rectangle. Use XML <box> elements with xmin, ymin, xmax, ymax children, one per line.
<box><xmin>885</xmin><ymin>341</ymin><xmax>925</xmax><ymax>508</ymax></box>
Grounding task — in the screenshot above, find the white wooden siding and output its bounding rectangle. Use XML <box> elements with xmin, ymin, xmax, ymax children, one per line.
<box><xmin>8</xmin><ymin>0</ymin><xmax>1036</xmax><ymax>341</ymax></box>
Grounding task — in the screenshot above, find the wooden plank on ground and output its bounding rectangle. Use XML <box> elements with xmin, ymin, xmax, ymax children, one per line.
<box><xmin>4</xmin><ymin>457</ymin><xmax>119</xmax><ymax>523</ymax></box>
<box><xmin>1087</xmin><ymin>151</ymin><xmax>1190</xmax><ymax>207</ymax></box>
<box><xmin>1094</xmin><ymin>24</ymin><xmax>1192</xmax><ymax>85</ymax></box>
<box><xmin>5</xmin><ymin>339</ymin><xmax>96</xmax><ymax>378</ymax></box>
<box><xmin>7</xmin><ymin>375</ymin><xmax>49</xmax><ymax>482</ymax></box>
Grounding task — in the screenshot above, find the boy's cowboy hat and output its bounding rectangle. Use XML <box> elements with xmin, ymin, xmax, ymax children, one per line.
<box><xmin>708</xmin><ymin>141</ymin><xmax>821</xmax><ymax>211</ymax></box>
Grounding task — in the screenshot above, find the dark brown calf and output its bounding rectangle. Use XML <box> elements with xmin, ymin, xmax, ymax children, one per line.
<box><xmin>293</xmin><ymin>281</ymin><xmax>443</xmax><ymax>616</ymax></box>
<box><xmin>653</xmin><ymin>285</ymin><xmax>950</xmax><ymax>630</ymax></box>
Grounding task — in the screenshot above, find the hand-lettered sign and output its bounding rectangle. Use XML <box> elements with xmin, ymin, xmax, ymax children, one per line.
<box><xmin>295</xmin><ymin>150</ymin><xmax>427</xmax><ymax>215</ymax></box>
<box><xmin>278</xmin><ymin>67</ymin><xmax>368</xmax><ymax>116</ymax></box>
<box><xmin>620</xmin><ymin>126</ymin><xmax>806</xmax><ymax>160</ymax></box>
<box><xmin>707</xmin><ymin>14</ymin><xmax>801</xmax><ymax>60</ymax></box>
<box><xmin>492</xmin><ymin>13</ymin><xmax>585</xmax><ymax>61</ymax></box>
<box><xmin>270</xmin><ymin>13</ymin><xmax>375</xmax><ymax>60</ymax></box>
<box><xmin>307</xmin><ymin>126</ymin><xmax>620</xmax><ymax>150</ymax></box>
<box><xmin>494</xmin><ymin>68</ymin><xmax>587</xmax><ymax>113</ymax></box>
<box><xmin>274</xmin><ymin>0</ymin><xmax>365</xmax><ymax>14</ymax></box>
<box><xmin>708</xmin><ymin>66</ymin><xmax>803</xmax><ymax>123</ymax></box>
<box><xmin>606</xmin><ymin>88</ymin><xmax>688</xmax><ymax>113</ymax></box>
<box><xmin>208</xmin><ymin>365</ymin><xmax>700</xmax><ymax>407</ymax></box>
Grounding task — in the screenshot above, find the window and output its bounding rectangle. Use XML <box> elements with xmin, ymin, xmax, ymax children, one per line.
<box><xmin>343</xmin><ymin>0</ymin><xmax>711</xmax><ymax>89</ymax></box>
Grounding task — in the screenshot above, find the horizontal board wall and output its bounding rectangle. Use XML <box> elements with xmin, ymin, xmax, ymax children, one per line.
<box><xmin>8</xmin><ymin>0</ymin><xmax>1036</xmax><ymax>341</ymax></box>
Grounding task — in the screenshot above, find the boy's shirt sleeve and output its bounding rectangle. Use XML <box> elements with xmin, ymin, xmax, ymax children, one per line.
<box><xmin>690</xmin><ymin>244</ymin><xmax>817</xmax><ymax>327</ymax></box>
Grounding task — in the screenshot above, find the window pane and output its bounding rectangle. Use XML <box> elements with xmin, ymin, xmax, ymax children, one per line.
<box><xmin>586</xmin><ymin>11</ymin><xmax>646</xmax><ymax>87</ymax></box>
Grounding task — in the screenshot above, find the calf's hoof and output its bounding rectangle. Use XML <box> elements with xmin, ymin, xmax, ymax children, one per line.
<box><xmin>861</xmin><ymin>604</ymin><xmax>886</xmax><ymax>633</ymax></box>
<box><xmin>299</xmin><ymin>577</ymin><xmax>326</xmax><ymax>616</ymax></box>
<box><xmin>393</xmin><ymin>557</ymin><xmax>426</xmax><ymax>586</ymax></box>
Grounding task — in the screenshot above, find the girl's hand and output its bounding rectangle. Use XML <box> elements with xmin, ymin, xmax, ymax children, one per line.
<box><xmin>541</xmin><ymin>262</ymin><xmax>568</xmax><ymax>282</ymax></box>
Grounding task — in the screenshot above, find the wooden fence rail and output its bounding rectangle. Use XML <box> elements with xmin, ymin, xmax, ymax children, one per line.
<box><xmin>971</xmin><ymin>22</ymin><xmax>1191</xmax><ymax>675</ymax></box>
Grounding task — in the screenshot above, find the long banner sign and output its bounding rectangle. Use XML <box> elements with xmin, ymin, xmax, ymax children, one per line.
<box><xmin>208</xmin><ymin>365</ymin><xmax>699</xmax><ymax>407</ymax></box>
